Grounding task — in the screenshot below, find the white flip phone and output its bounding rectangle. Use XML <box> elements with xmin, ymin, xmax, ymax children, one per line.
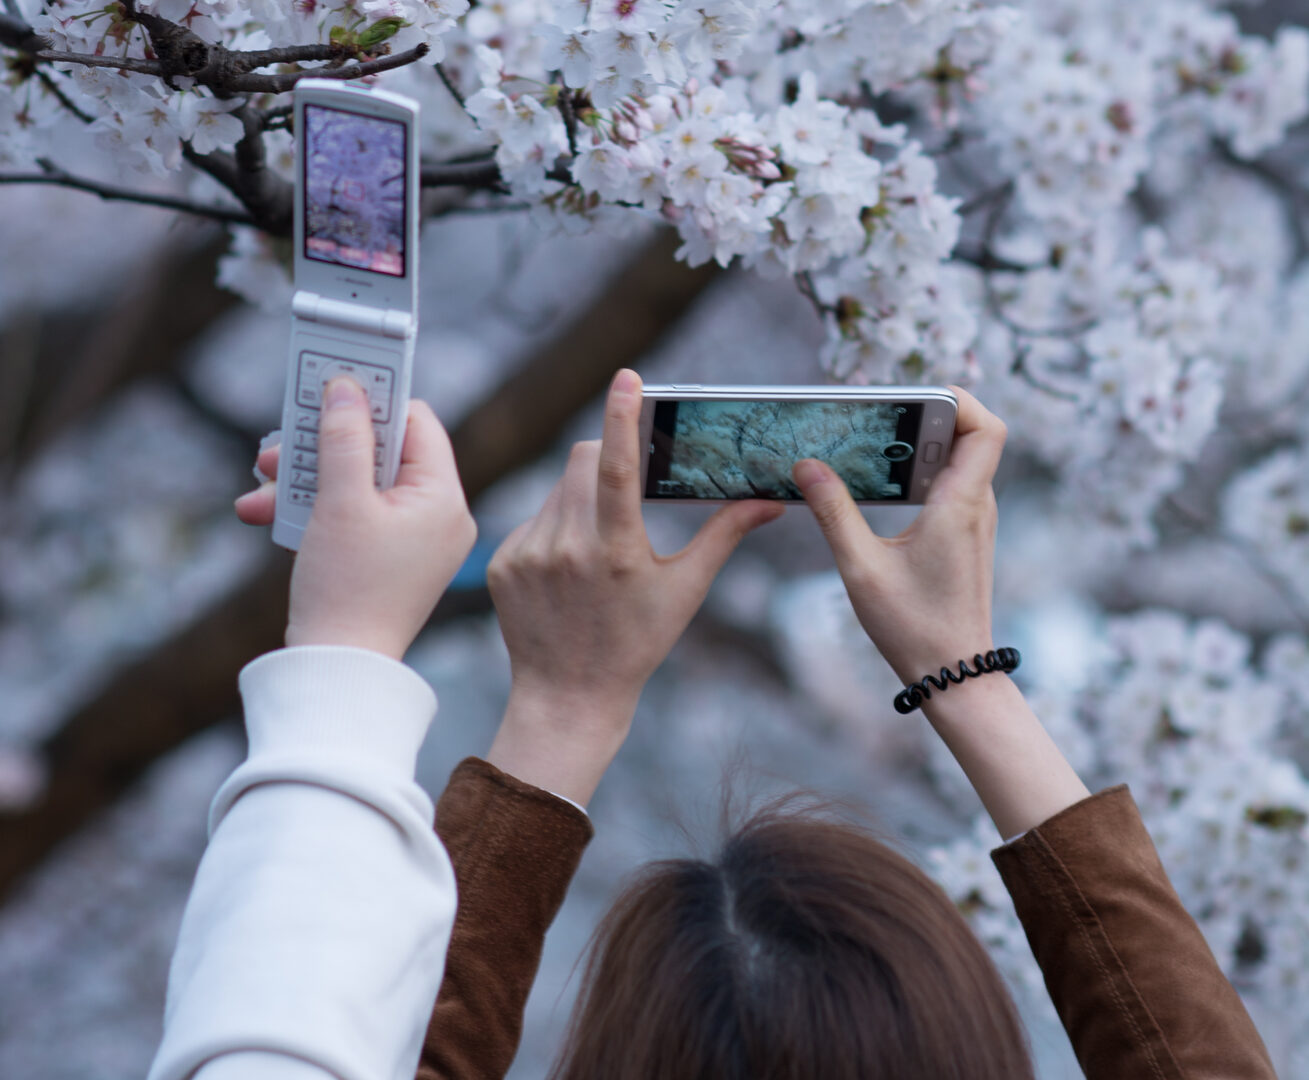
<box><xmin>273</xmin><ymin>78</ymin><xmax>421</xmax><ymax>551</ymax></box>
<box><xmin>638</xmin><ymin>384</ymin><xmax>958</xmax><ymax>504</ymax></box>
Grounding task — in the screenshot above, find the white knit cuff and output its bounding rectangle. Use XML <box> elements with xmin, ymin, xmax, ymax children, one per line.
<box><xmin>237</xmin><ymin>645</ymin><xmax>437</xmax><ymax>782</ymax></box>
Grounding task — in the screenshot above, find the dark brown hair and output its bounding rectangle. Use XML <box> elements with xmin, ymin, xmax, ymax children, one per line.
<box><xmin>550</xmin><ymin>803</ymin><xmax>1034</xmax><ymax>1080</ymax></box>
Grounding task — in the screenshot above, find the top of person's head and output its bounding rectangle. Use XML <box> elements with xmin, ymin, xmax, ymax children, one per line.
<box><xmin>550</xmin><ymin>801</ymin><xmax>1033</xmax><ymax>1080</ymax></box>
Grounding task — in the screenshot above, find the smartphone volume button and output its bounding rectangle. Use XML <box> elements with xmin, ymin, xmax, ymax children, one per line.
<box><xmin>671</xmin><ymin>383</ymin><xmax>702</xmax><ymax>390</ymax></box>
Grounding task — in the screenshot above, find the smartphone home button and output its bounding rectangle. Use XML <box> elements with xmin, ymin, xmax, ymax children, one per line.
<box><xmin>924</xmin><ymin>442</ymin><xmax>942</xmax><ymax>464</ymax></box>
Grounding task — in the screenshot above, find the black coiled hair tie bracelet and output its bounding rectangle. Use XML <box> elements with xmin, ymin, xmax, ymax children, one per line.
<box><xmin>893</xmin><ymin>648</ymin><xmax>1021</xmax><ymax>715</ymax></box>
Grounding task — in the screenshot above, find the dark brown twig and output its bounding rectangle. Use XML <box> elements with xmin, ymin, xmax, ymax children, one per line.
<box><xmin>794</xmin><ymin>270</ymin><xmax>832</xmax><ymax>322</ymax></box>
<box><xmin>219</xmin><ymin>43</ymin><xmax>430</xmax><ymax>93</ymax></box>
<box><xmin>34</xmin><ymin>68</ymin><xmax>94</xmax><ymax>125</ymax></box>
<box><xmin>31</xmin><ymin>49</ymin><xmax>162</xmax><ymax>76</ymax></box>
<box><xmin>420</xmin><ymin>157</ymin><xmax>504</xmax><ymax>188</ymax></box>
<box><xmin>434</xmin><ymin>61</ymin><xmax>466</xmax><ymax>109</ymax></box>
<box><xmin>26</xmin><ymin>39</ymin><xmax>429</xmax><ymax>95</ymax></box>
<box><xmin>554</xmin><ymin>73</ymin><xmax>579</xmax><ymax>158</ymax></box>
<box><xmin>0</xmin><ymin>158</ymin><xmax>257</xmax><ymax>227</ymax></box>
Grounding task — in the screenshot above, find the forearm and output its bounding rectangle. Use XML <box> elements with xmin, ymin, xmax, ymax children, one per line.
<box><xmin>993</xmin><ymin>787</ymin><xmax>1277</xmax><ymax>1079</ymax></box>
<box><xmin>922</xmin><ymin>674</ymin><xmax>1090</xmax><ymax>839</ymax></box>
<box><xmin>419</xmin><ymin>759</ymin><xmax>594</xmax><ymax>1080</ymax></box>
<box><xmin>149</xmin><ymin>647</ymin><xmax>457</xmax><ymax>1080</ymax></box>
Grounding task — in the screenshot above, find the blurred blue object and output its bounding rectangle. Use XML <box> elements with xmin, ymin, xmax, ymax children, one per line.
<box><xmin>449</xmin><ymin>536</ymin><xmax>497</xmax><ymax>590</ymax></box>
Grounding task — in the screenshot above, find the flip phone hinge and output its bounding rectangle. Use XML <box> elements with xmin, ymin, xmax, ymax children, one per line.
<box><xmin>291</xmin><ymin>291</ymin><xmax>412</xmax><ymax>339</ymax></box>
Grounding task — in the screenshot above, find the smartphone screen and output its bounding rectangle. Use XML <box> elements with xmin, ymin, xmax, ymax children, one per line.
<box><xmin>645</xmin><ymin>399</ymin><xmax>925</xmax><ymax>501</ymax></box>
<box><xmin>302</xmin><ymin>104</ymin><xmax>408</xmax><ymax>277</ymax></box>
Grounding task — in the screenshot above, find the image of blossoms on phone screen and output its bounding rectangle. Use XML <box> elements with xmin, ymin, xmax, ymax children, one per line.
<box><xmin>303</xmin><ymin>105</ymin><xmax>406</xmax><ymax>277</ymax></box>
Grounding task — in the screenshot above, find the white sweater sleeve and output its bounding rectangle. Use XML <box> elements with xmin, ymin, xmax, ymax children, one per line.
<box><xmin>147</xmin><ymin>646</ymin><xmax>457</xmax><ymax>1080</ymax></box>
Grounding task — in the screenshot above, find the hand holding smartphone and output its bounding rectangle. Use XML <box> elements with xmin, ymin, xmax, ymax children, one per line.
<box><xmin>273</xmin><ymin>79</ymin><xmax>422</xmax><ymax>551</ymax></box>
<box><xmin>639</xmin><ymin>385</ymin><xmax>958</xmax><ymax>504</ymax></box>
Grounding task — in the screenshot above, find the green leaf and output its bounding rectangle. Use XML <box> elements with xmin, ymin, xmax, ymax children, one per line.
<box><xmin>357</xmin><ymin>17</ymin><xmax>406</xmax><ymax>50</ymax></box>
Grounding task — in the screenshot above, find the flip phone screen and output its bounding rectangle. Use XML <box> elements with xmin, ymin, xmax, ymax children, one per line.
<box><xmin>302</xmin><ymin>104</ymin><xmax>408</xmax><ymax>277</ymax></box>
<box><xmin>645</xmin><ymin>399</ymin><xmax>924</xmax><ymax>501</ymax></box>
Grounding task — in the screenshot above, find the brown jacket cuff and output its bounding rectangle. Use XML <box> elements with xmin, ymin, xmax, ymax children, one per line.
<box><xmin>993</xmin><ymin>785</ymin><xmax>1275</xmax><ymax>1080</ymax></box>
<box><xmin>418</xmin><ymin>757</ymin><xmax>594</xmax><ymax>1080</ymax></box>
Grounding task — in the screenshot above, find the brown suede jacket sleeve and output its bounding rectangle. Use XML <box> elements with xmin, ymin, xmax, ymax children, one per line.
<box><xmin>992</xmin><ymin>785</ymin><xmax>1277</xmax><ymax>1080</ymax></box>
<box><xmin>417</xmin><ymin>758</ymin><xmax>594</xmax><ymax>1080</ymax></box>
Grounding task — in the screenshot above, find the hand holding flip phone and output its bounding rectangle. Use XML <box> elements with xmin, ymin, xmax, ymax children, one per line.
<box><xmin>639</xmin><ymin>385</ymin><xmax>958</xmax><ymax>504</ymax></box>
<box><xmin>273</xmin><ymin>79</ymin><xmax>421</xmax><ymax>551</ymax></box>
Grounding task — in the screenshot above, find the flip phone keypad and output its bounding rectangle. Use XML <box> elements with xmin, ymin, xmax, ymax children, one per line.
<box><xmin>289</xmin><ymin>351</ymin><xmax>394</xmax><ymax>507</ymax></box>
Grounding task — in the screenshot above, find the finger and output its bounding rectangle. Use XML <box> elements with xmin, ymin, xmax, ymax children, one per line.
<box><xmin>930</xmin><ymin>385</ymin><xmax>1007</xmax><ymax>502</ymax></box>
<box><xmin>792</xmin><ymin>459</ymin><xmax>884</xmax><ymax>570</ymax></box>
<box><xmin>508</xmin><ymin>465</ymin><xmax>572</xmax><ymax>557</ymax></box>
<box><xmin>595</xmin><ymin>368</ymin><xmax>645</xmax><ymax>539</ymax></box>
<box><xmin>255</xmin><ymin>441</ymin><xmax>281</xmax><ymax>483</ymax></box>
<box><xmin>558</xmin><ymin>439</ymin><xmax>601</xmax><ymax>526</ymax></box>
<box><xmin>234</xmin><ymin>480</ymin><xmax>277</xmax><ymax>526</ymax></box>
<box><xmin>316</xmin><ymin>377</ymin><xmax>378</xmax><ymax>504</ymax></box>
<box><xmin>393</xmin><ymin>399</ymin><xmax>459</xmax><ymax>490</ymax></box>
<box><xmin>675</xmin><ymin>499</ymin><xmax>784</xmax><ymax>589</ymax></box>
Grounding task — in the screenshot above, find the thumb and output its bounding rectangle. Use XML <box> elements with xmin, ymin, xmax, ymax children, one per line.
<box><xmin>793</xmin><ymin>459</ymin><xmax>877</xmax><ymax>568</ymax></box>
<box><xmin>679</xmin><ymin>499</ymin><xmax>784</xmax><ymax>588</ymax></box>
<box><xmin>316</xmin><ymin>377</ymin><xmax>377</xmax><ymax>503</ymax></box>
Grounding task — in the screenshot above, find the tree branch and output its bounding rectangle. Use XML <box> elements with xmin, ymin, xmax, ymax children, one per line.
<box><xmin>555</xmin><ymin>74</ymin><xmax>580</xmax><ymax>158</ymax></box>
<box><xmin>0</xmin><ymin>229</ymin><xmax>725</xmax><ymax>902</ymax></box>
<box><xmin>31</xmin><ymin>42</ymin><xmax>431</xmax><ymax>93</ymax></box>
<box><xmin>34</xmin><ymin>68</ymin><xmax>95</xmax><ymax>125</ymax></box>
<box><xmin>31</xmin><ymin>48</ymin><xmax>162</xmax><ymax>76</ymax></box>
<box><xmin>0</xmin><ymin>151</ymin><xmax>549</xmax><ymax>236</ymax></box>
<box><xmin>434</xmin><ymin>61</ymin><xmax>466</xmax><ymax>109</ymax></box>
<box><xmin>4</xmin><ymin>226</ymin><xmax>242</xmax><ymax>467</ymax></box>
<box><xmin>0</xmin><ymin>10</ymin><xmax>47</xmax><ymax>51</ymax></box>
<box><xmin>420</xmin><ymin>157</ymin><xmax>504</xmax><ymax>188</ymax></box>
<box><xmin>794</xmin><ymin>270</ymin><xmax>831</xmax><ymax>322</ymax></box>
<box><xmin>975</xmin><ymin>180</ymin><xmax>1098</xmax><ymax>341</ymax></box>
<box><xmin>259</xmin><ymin>103</ymin><xmax>295</xmax><ymax>131</ymax></box>
<box><xmin>1212</xmin><ymin>137</ymin><xmax>1309</xmax><ymax>263</ymax></box>
<box><xmin>218</xmin><ymin>43</ymin><xmax>431</xmax><ymax>94</ymax></box>
<box><xmin>951</xmin><ymin>245</ymin><xmax>1035</xmax><ymax>273</ymax></box>
<box><xmin>0</xmin><ymin>159</ymin><xmax>257</xmax><ymax>227</ymax></box>
<box><xmin>182</xmin><ymin>109</ymin><xmax>293</xmax><ymax>237</ymax></box>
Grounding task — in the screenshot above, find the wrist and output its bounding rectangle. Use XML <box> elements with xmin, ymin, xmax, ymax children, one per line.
<box><xmin>917</xmin><ymin>669</ymin><xmax>1022</xmax><ymax>728</ymax></box>
<box><xmin>486</xmin><ymin>684</ymin><xmax>639</xmax><ymax>807</ymax></box>
<box><xmin>285</xmin><ymin>617</ymin><xmax>408</xmax><ymax>663</ymax></box>
<box><xmin>887</xmin><ymin>639</ymin><xmax>999</xmax><ymax>689</ymax></box>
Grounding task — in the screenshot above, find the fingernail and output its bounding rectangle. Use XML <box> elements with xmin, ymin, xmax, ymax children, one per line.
<box><xmin>793</xmin><ymin>460</ymin><xmax>826</xmax><ymax>490</ymax></box>
<box><xmin>612</xmin><ymin>369</ymin><xmax>640</xmax><ymax>396</ymax></box>
<box><xmin>325</xmin><ymin>377</ymin><xmax>363</xmax><ymax>410</ymax></box>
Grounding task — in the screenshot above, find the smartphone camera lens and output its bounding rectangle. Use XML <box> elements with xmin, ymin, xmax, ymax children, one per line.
<box><xmin>882</xmin><ymin>441</ymin><xmax>914</xmax><ymax>462</ymax></box>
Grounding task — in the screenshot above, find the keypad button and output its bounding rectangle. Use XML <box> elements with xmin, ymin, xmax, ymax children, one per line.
<box><xmin>290</xmin><ymin>468</ymin><xmax>318</xmax><ymax>492</ymax></box>
<box><xmin>296</xmin><ymin>383</ymin><xmax>322</xmax><ymax>409</ymax></box>
<box><xmin>295</xmin><ymin>409</ymin><xmax>319</xmax><ymax>431</ymax></box>
<box><xmin>374</xmin><ymin>426</ymin><xmax>385</xmax><ymax>446</ymax></box>
<box><xmin>374</xmin><ymin>446</ymin><xmax>385</xmax><ymax>466</ymax></box>
<box><xmin>289</xmin><ymin>488</ymin><xmax>316</xmax><ymax>507</ymax></box>
<box><xmin>373</xmin><ymin>465</ymin><xmax>384</xmax><ymax>485</ymax></box>
<box><xmin>370</xmin><ymin>400</ymin><xmax>390</xmax><ymax>423</ymax></box>
<box><xmin>290</xmin><ymin>448</ymin><xmax>318</xmax><ymax>470</ymax></box>
<box><xmin>294</xmin><ymin>429</ymin><xmax>319</xmax><ymax>451</ymax></box>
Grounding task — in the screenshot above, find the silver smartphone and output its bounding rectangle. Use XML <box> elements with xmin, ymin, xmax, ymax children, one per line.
<box><xmin>639</xmin><ymin>385</ymin><xmax>958</xmax><ymax>504</ymax></box>
<box><xmin>273</xmin><ymin>79</ymin><xmax>421</xmax><ymax>551</ymax></box>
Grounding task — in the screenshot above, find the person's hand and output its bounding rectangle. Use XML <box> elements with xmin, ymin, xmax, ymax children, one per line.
<box><xmin>484</xmin><ymin>368</ymin><xmax>783</xmax><ymax>804</ymax></box>
<box><xmin>233</xmin><ymin>378</ymin><xmax>476</xmax><ymax>662</ymax></box>
<box><xmin>792</xmin><ymin>386</ymin><xmax>1006</xmax><ymax>685</ymax></box>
